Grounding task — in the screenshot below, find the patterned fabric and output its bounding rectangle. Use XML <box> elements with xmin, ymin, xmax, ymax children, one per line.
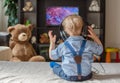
<box><xmin>51</xmin><ymin>36</ymin><xmax>103</xmax><ymax>76</ymax></box>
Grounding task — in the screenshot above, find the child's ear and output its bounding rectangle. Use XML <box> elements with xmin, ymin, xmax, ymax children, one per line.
<box><xmin>7</xmin><ymin>26</ymin><xmax>15</xmax><ymax>33</ymax></box>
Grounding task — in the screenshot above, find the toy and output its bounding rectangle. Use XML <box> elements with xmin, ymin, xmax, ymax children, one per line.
<box><xmin>7</xmin><ymin>24</ymin><xmax>45</xmax><ymax>62</ymax></box>
<box><xmin>25</xmin><ymin>19</ymin><xmax>31</xmax><ymax>26</ymax></box>
<box><xmin>31</xmin><ymin>36</ymin><xmax>37</xmax><ymax>44</ymax></box>
<box><xmin>9</xmin><ymin>37</ymin><xmax>16</xmax><ymax>49</ymax></box>
<box><xmin>105</xmin><ymin>47</ymin><xmax>120</xmax><ymax>63</ymax></box>
<box><xmin>23</xmin><ymin>1</ymin><xmax>34</xmax><ymax>12</ymax></box>
<box><xmin>89</xmin><ymin>0</ymin><xmax>100</xmax><ymax>12</ymax></box>
<box><xmin>39</xmin><ymin>33</ymin><xmax>49</xmax><ymax>44</ymax></box>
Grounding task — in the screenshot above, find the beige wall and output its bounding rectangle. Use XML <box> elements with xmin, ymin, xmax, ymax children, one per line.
<box><xmin>105</xmin><ymin>0</ymin><xmax>120</xmax><ymax>48</ymax></box>
<box><xmin>0</xmin><ymin>0</ymin><xmax>8</xmax><ymax>31</ymax></box>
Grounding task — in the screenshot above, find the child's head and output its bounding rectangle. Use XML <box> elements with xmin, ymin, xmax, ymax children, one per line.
<box><xmin>62</xmin><ymin>14</ymin><xmax>83</xmax><ymax>36</ymax></box>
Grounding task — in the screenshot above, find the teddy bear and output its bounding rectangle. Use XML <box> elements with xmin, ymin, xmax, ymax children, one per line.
<box><xmin>39</xmin><ymin>33</ymin><xmax>49</xmax><ymax>44</ymax></box>
<box><xmin>7</xmin><ymin>24</ymin><xmax>45</xmax><ymax>62</ymax></box>
<box><xmin>89</xmin><ymin>0</ymin><xmax>100</xmax><ymax>12</ymax></box>
<box><xmin>23</xmin><ymin>1</ymin><xmax>34</xmax><ymax>12</ymax></box>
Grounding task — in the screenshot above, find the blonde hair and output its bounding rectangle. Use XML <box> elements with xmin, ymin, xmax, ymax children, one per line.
<box><xmin>62</xmin><ymin>14</ymin><xmax>83</xmax><ymax>36</ymax></box>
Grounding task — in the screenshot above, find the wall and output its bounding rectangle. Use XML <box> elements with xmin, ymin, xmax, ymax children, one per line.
<box><xmin>0</xmin><ymin>0</ymin><xmax>8</xmax><ymax>31</ymax></box>
<box><xmin>105</xmin><ymin>0</ymin><xmax>120</xmax><ymax>48</ymax></box>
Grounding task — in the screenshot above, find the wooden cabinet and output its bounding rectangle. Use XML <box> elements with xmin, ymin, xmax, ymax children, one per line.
<box><xmin>18</xmin><ymin>0</ymin><xmax>105</xmax><ymax>61</ymax></box>
<box><xmin>87</xmin><ymin>0</ymin><xmax>105</xmax><ymax>46</ymax></box>
<box><xmin>18</xmin><ymin>0</ymin><xmax>40</xmax><ymax>54</ymax></box>
<box><xmin>86</xmin><ymin>0</ymin><xmax>105</xmax><ymax>61</ymax></box>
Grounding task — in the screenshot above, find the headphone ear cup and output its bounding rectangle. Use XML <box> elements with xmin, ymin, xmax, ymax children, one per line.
<box><xmin>81</xmin><ymin>21</ymin><xmax>89</xmax><ymax>37</ymax></box>
<box><xmin>81</xmin><ymin>25</ymin><xmax>87</xmax><ymax>37</ymax></box>
<box><xmin>60</xmin><ymin>30</ymin><xmax>65</xmax><ymax>41</ymax></box>
<box><xmin>60</xmin><ymin>31</ymin><xmax>68</xmax><ymax>41</ymax></box>
<box><xmin>59</xmin><ymin>25</ymin><xmax>68</xmax><ymax>41</ymax></box>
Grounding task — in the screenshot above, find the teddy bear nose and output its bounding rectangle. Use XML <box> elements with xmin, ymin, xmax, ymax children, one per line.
<box><xmin>23</xmin><ymin>34</ymin><xmax>26</xmax><ymax>36</ymax></box>
<box><xmin>22</xmin><ymin>33</ymin><xmax>27</xmax><ymax>36</ymax></box>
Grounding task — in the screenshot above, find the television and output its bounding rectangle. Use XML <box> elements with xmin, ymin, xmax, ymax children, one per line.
<box><xmin>46</xmin><ymin>7</ymin><xmax>79</xmax><ymax>26</ymax></box>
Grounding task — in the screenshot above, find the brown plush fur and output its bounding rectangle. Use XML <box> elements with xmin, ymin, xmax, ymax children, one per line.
<box><xmin>8</xmin><ymin>24</ymin><xmax>45</xmax><ymax>62</ymax></box>
<box><xmin>9</xmin><ymin>37</ymin><xmax>16</xmax><ymax>49</ymax></box>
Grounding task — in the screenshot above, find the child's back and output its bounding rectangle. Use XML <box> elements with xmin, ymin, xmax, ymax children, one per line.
<box><xmin>48</xmin><ymin>14</ymin><xmax>103</xmax><ymax>81</ymax></box>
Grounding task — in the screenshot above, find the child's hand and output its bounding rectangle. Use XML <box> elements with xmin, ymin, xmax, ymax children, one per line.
<box><xmin>48</xmin><ymin>30</ymin><xmax>56</xmax><ymax>43</ymax></box>
<box><xmin>87</xmin><ymin>26</ymin><xmax>103</xmax><ymax>46</ymax></box>
<box><xmin>48</xmin><ymin>31</ymin><xmax>56</xmax><ymax>60</ymax></box>
<box><xmin>87</xmin><ymin>26</ymin><xmax>97</xmax><ymax>40</ymax></box>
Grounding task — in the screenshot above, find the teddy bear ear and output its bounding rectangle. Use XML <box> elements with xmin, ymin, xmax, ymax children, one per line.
<box><xmin>7</xmin><ymin>26</ymin><xmax>15</xmax><ymax>33</ymax></box>
<box><xmin>27</xmin><ymin>24</ymin><xmax>34</xmax><ymax>31</ymax></box>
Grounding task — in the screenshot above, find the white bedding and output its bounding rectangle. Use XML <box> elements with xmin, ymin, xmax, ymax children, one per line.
<box><xmin>0</xmin><ymin>61</ymin><xmax>120</xmax><ymax>83</ymax></box>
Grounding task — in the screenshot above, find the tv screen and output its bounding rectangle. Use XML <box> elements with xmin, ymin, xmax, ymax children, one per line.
<box><xmin>46</xmin><ymin>7</ymin><xmax>79</xmax><ymax>26</ymax></box>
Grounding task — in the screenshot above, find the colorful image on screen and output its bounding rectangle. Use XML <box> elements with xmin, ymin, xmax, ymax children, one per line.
<box><xmin>46</xmin><ymin>7</ymin><xmax>79</xmax><ymax>26</ymax></box>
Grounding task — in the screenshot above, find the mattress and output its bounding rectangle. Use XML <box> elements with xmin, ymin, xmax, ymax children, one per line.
<box><xmin>0</xmin><ymin>61</ymin><xmax>120</xmax><ymax>83</ymax></box>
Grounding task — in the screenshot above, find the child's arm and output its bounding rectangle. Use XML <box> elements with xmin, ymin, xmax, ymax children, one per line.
<box><xmin>48</xmin><ymin>30</ymin><xmax>56</xmax><ymax>60</ymax></box>
<box><xmin>87</xmin><ymin>26</ymin><xmax>103</xmax><ymax>46</ymax></box>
